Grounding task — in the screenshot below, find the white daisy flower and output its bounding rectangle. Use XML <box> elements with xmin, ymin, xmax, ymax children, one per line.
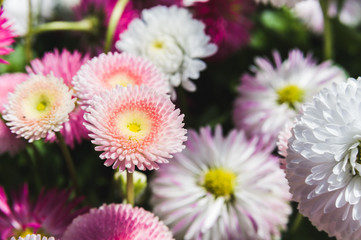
<box><xmin>233</xmin><ymin>49</ymin><xmax>345</xmax><ymax>150</ymax></box>
<box><xmin>116</xmin><ymin>5</ymin><xmax>217</xmax><ymax>99</ymax></box>
<box><xmin>286</xmin><ymin>77</ymin><xmax>361</xmax><ymax>239</ymax></box>
<box><xmin>11</xmin><ymin>234</ymin><xmax>55</xmax><ymax>240</ymax></box>
<box><xmin>151</xmin><ymin>126</ymin><xmax>291</xmax><ymax>240</ymax></box>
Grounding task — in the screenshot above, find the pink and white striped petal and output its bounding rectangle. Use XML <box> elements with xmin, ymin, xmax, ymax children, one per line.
<box><xmin>84</xmin><ymin>85</ymin><xmax>187</xmax><ymax>172</ymax></box>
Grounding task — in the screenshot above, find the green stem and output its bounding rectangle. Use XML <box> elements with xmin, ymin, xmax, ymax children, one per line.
<box><xmin>104</xmin><ymin>0</ymin><xmax>129</xmax><ymax>53</ymax></box>
<box><xmin>126</xmin><ymin>171</ymin><xmax>134</xmax><ymax>206</ymax></box>
<box><xmin>25</xmin><ymin>0</ymin><xmax>33</xmax><ymax>62</ymax></box>
<box><xmin>320</xmin><ymin>0</ymin><xmax>333</xmax><ymax>60</ymax></box>
<box><xmin>55</xmin><ymin>132</ymin><xmax>80</xmax><ymax>195</ymax></box>
<box><xmin>290</xmin><ymin>212</ymin><xmax>304</xmax><ymax>235</ymax></box>
<box><xmin>31</xmin><ymin>17</ymin><xmax>99</xmax><ymax>35</ymax></box>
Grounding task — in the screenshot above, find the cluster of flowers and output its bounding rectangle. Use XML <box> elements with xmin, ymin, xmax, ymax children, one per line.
<box><xmin>0</xmin><ymin>0</ymin><xmax>361</xmax><ymax>239</ymax></box>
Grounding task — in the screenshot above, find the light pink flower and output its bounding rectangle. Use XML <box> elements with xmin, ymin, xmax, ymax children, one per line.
<box><xmin>0</xmin><ymin>73</ymin><xmax>28</xmax><ymax>155</ymax></box>
<box><xmin>151</xmin><ymin>126</ymin><xmax>291</xmax><ymax>239</ymax></box>
<box><xmin>72</xmin><ymin>52</ymin><xmax>170</xmax><ymax>107</ymax></box>
<box><xmin>27</xmin><ymin>49</ymin><xmax>90</xmax><ymax>148</ymax></box>
<box><xmin>0</xmin><ymin>8</ymin><xmax>16</xmax><ymax>64</ymax></box>
<box><xmin>0</xmin><ymin>185</ymin><xmax>88</xmax><ymax>239</ymax></box>
<box><xmin>3</xmin><ymin>74</ymin><xmax>75</xmax><ymax>142</ymax></box>
<box><xmin>62</xmin><ymin>204</ymin><xmax>173</xmax><ymax>240</ymax></box>
<box><xmin>84</xmin><ymin>85</ymin><xmax>187</xmax><ymax>172</ymax></box>
<box><xmin>233</xmin><ymin>49</ymin><xmax>345</xmax><ymax>151</ymax></box>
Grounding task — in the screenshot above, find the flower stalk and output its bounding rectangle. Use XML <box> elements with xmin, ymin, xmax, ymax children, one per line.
<box><xmin>126</xmin><ymin>171</ymin><xmax>134</xmax><ymax>206</ymax></box>
<box><xmin>104</xmin><ymin>0</ymin><xmax>129</xmax><ymax>53</ymax></box>
<box><xmin>320</xmin><ymin>0</ymin><xmax>333</xmax><ymax>60</ymax></box>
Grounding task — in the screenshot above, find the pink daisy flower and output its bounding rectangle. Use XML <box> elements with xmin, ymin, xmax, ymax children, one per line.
<box><xmin>62</xmin><ymin>204</ymin><xmax>173</xmax><ymax>240</ymax></box>
<box><xmin>151</xmin><ymin>126</ymin><xmax>291</xmax><ymax>239</ymax></box>
<box><xmin>75</xmin><ymin>0</ymin><xmax>138</xmax><ymax>51</ymax></box>
<box><xmin>72</xmin><ymin>52</ymin><xmax>170</xmax><ymax>107</ymax></box>
<box><xmin>26</xmin><ymin>49</ymin><xmax>90</xmax><ymax>148</ymax></box>
<box><xmin>84</xmin><ymin>85</ymin><xmax>187</xmax><ymax>172</ymax></box>
<box><xmin>3</xmin><ymin>74</ymin><xmax>75</xmax><ymax>142</ymax></box>
<box><xmin>0</xmin><ymin>185</ymin><xmax>88</xmax><ymax>239</ymax></box>
<box><xmin>0</xmin><ymin>8</ymin><xmax>16</xmax><ymax>64</ymax></box>
<box><xmin>0</xmin><ymin>73</ymin><xmax>28</xmax><ymax>155</ymax></box>
<box><xmin>233</xmin><ymin>49</ymin><xmax>345</xmax><ymax>151</ymax></box>
<box><xmin>192</xmin><ymin>0</ymin><xmax>255</xmax><ymax>59</ymax></box>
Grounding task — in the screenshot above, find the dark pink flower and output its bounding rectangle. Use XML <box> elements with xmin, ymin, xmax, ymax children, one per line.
<box><xmin>0</xmin><ymin>8</ymin><xmax>16</xmax><ymax>64</ymax></box>
<box><xmin>192</xmin><ymin>0</ymin><xmax>255</xmax><ymax>59</ymax></box>
<box><xmin>0</xmin><ymin>185</ymin><xmax>88</xmax><ymax>239</ymax></box>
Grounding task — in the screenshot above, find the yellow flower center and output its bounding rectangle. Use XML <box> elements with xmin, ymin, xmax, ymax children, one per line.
<box><xmin>36</xmin><ymin>101</ymin><xmax>48</xmax><ymax>111</ymax></box>
<box><xmin>276</xmin><ymin>85</ymin><xmax>305</xmax><ymax>109</ymax></box>
<box><xmin>153</xmin><ymin>40</ymin><xmax>164</xmax><ymax>49</ymax></box>
<box><xmin>106</xmin><ymin>72</ymin><xmax>136</xmax><ymax>88</ymax></box>
<box><xmin>127</xmin><ymin>122</ymin><xmax>141</xmax><ymax>133</ymax></box>
<box><xmin>19</xmin><ymin>228</ymin><xmax>34</xmax><ymax>237</ymax></box>
<box><xmin>203</xmin><ymin>168</ymin><xmax>236</xmax><ymax>198</ymax></box>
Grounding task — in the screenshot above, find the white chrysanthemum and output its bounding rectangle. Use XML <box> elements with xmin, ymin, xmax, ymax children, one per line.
<box><xmin>3</xmin><ymin>74</ymin><xmax>75</xmax><ymax>142</ymax></box>
<box><xmin>116</xmin><ymin>5</ymin><xmax>217</xmax><ymax>98</ymax></box>
<box><xmin>151</xmin><ymin>126</ymin><xmax>291</xmax><ymax>240</ymax></box>
<box><xmin>11</xmin><ymin>234</ymin><xmax>55</xmax><ymax>240</ymax></box>
<box><xmin>286</xmin><ymin>77</ymin><xmax>361</xmax><ymax>239</ymax></box>
<box><xmin>254</xmin><ymin>0</ymin><xmax>304</xmax><ymax>7</ymax></box>
<box><xmin>233</xmin><ymin>49</ymin><xmax>346</xmax><ymax>150</ymax></box>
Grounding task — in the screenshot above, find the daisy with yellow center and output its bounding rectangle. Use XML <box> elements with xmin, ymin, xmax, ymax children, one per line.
<box><xmin>3</xmin><ymin>74</ymin><xmax>75</xmax><ymax>142</ymax></box>
<box><xmin>233</xmin><ymin>49</ymin><xmax>345</xmax><ymax>150</ymax></box>
<box><xmin>72</xmin><ymin>52</ymin><xmax>169</xmax><ymax>108</ymax></box>
<box><xmin>84</xmin><ymin>85</ymin><xmax>187</xmax><ymax>172</ymax></box>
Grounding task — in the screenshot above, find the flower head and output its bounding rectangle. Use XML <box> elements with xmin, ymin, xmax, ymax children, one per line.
<box><xmin>84</xmin><ymin>85</ymin><xmax>187</xmax><ymax>172</ymax></box>
<box><xmin>72</xmin><ymin>52</ymin><xmax>169</xmax><ymax>107</ymax></box>
<box><xmin>116</xmin><ymin>5</ymin><xmax>217</xmax><ymax>98</ymax></box>
<box><xmin>151</xmin><ymin>126</ymin><xmax>291</xmax><ymax>240</ymax></box>
<box><xmin>11</xmin><ymin>235</ymin><xmax>55</xmax><ymax>240</ymax></box>
<box><xmin>3</xmin><ymin>74</ymin><xmax>75</xmax><ymax>142</ymax></box>
<box><xmin>233</xmin><ymin>49</ymin><xmax>345</xmax><ymax>150</ymax></box>
<box><xmin>26</xmin><ymin>49</ymin><xmax>90</xmax><ymax>148</ymax></box>
<box><xmin>62</xmin><ymin>204</ymin><xmax>173</xmax><ymax>240</ymax></box>
<box><xmin>191</xmin><ymin>0</ymin><xmax>254</xmax><ymax>59</ymax></box>
<box><xmin>0</xmin><ymin>185</ymin><xmax>88</xmax><ymax>239</ymax></box>
<box><xmin>286</xmin><ymin>77</ymin><xmax>361</xmax><ymax>240</ymax></box>
<box><xmin>0</xmin><ymin>8</ymin><xmax>16</xmax><ymax>64</ymax></box>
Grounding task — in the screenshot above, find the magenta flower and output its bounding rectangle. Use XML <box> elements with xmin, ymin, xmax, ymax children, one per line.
<box><xmin>191</xmin><ymin>0</ymin><xmax>255</xmax><ymax>59</ymax></box>
<box><xmin>0</xmin><ymin>8</ymin><xmax>16</xmax><ymax>64</ymax></box>
<box><xmin>0</xmin><ymin>185</ymin><xmax>88</xmax><ymax>239</ymax></box>
<box><xmin>26</xmin><ymin>49</ymin><xmax>90</xmax><ymax>148</ymax></box>
<box><xmin>84</xmin><ymin>85</ymin><xmax>187</xmax><ymax>172</ymax></box>
<box><xmin>62</xmin><ymin>204</ymin><xmax>173</xmax><ymax>240</ymax></box>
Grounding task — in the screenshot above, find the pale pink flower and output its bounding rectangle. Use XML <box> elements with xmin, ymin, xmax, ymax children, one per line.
<box><xmin>0</xmin><ymin>73</ymin><xmax>28</xmax><ymax>155</ymax></box>
<box><xmin>0</xmin><ymin>185</ymin><xmax>88</xmax><ymax>239</ymax></box>
<box><xmin>73</xmin><ymin>52</ymin><xmax>170</xmax><ymax>107</ymax></box>
<box><xmin>84</xmin><ymin>85</ymin><xmax>187</xmax><ymax>172</ymax></box>
<box><xmin>62</xmin><ymin>204</ymin><xmax>173</xmax><ymax>240</ymax></box>
<box><xmin>3</xmin><ymin>74</ymin><xmax>75</xmax><ymax>142</ymax></box>
<box><xmin>27</xmin><ymin>49</ymin><xmax>90</xmax><ymax>148</ymax></box>
<box><xmin>151</xmin><ymin>126</ymin><xmax>292</xmax><ymax>239</ymax></box>
<box><xmin>0</xmin><ymin>8</ymin><xmax>16</xmax><ymax>64</ymax></box>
